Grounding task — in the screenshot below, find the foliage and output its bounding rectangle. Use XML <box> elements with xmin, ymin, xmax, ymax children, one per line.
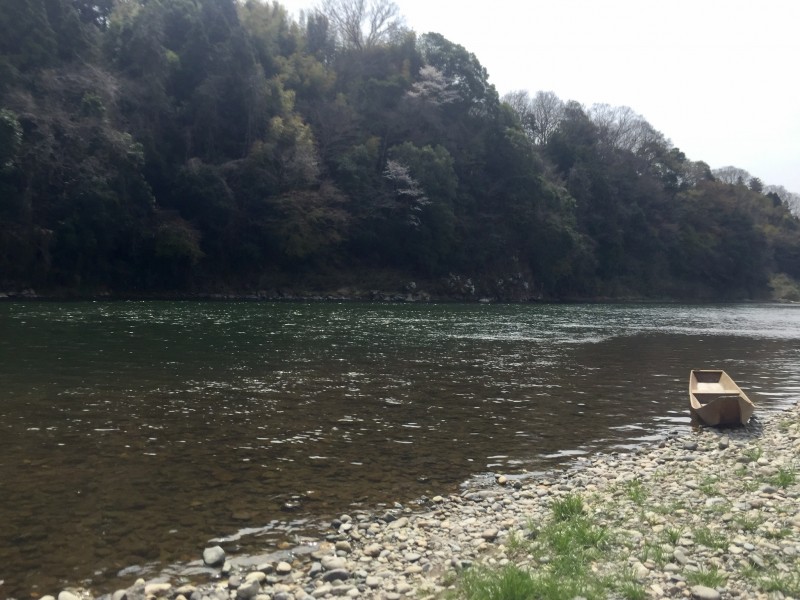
<box><xmin>1</xmin><ymin>0</ymin><xmax>799</xmax><ymax>295</ymax></box>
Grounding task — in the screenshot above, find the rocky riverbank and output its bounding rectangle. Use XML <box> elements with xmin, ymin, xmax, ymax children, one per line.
<box><xmin>31</xmin><ymin>403</ymin><xmax>800</xmax><ymax>600</ymax></box>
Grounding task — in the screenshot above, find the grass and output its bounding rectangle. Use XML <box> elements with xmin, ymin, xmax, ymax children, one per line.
<box><xmin>622</xmin><ymin>480</ymin><xmax>648</xmax><ymax>505</ymax></box>
<box><xmin>758</xmin><ymin>569</ymin><xmax>800</xmax><ymax>597</ymax></box>
<box><xmin>686</xmin><ymin>566</ymin><xmax>727</xmax><ymax>588</ymax></box>
<box><xmin>732</xmin><ymin>513</ymin><xmax>764</xmax><ymax>533</ymax></box>
<box><xmin>652</xmin><ymin>499</ymin><xmax>686</xmax><ymax>515</ymax></box>
<box><xmin>457</xmin><ymin>493</ymin><xmax>643</xmax><ymax>600</ymax></box>
<box><xmin>551</xmin><ymin>494</ymin><xmax>584</xmax><ymax>521</ymax></box>
<box><xmin>742</xmin><ymin>445</ymin><xmax>763</xmax><ymax>462</ymax></box>
<box><xmin>693</xmin><ymin>526</ymin><xmax>729</xmax><ymax>550</ymax></box>
<box><xmin>763</xmin><ymin>525</ymin><xmax>793</xmax><ymax>540</ymax></box>
<box><xmin>640</xmin><ymin>541</ymin><xmax>667</xmax><ymax>567</ymax></box>
<box><xmin>698</xmin><ymin>475</ymin><xmax>720</xmax><ymax>496</ymax></box>
<box><xmin>770</xmin><ymin>467</ymin><xmax>796</xmax><ymax>489</ymax></box>
<box><xmin>743</xmin><ymin>562</ymin><xmax>800</xmax><ymax>597</ymax></box>
<box><xmin>662</xmin><ymin>526</ymin><xmax>682</xmax><ymax>545</ymax></box>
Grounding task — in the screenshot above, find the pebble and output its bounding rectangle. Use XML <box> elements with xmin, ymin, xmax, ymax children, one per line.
<box><xmin>202</xmin><ymin>546</ymin><xmax>226</xmax><ymax>567</ymax></box>
<box><xmin>691</xmin><ymin>584</ymin><xmax>721</xmax><ymax>600</ymax></box>
<box><xmin>30</xmin><ymin>405</ymin><xmax>800</xmax><ymax>600</ymax></box>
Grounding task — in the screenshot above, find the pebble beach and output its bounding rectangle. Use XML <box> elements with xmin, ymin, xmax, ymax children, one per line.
<box><xmin>31</xmin><ymin>402</ymin><xmax>800</xmax><ymax>600</ymax></box>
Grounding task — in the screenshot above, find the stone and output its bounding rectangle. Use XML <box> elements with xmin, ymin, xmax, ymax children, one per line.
<box><xmin>690</xmin><ymin>585</ymin><xmax>721</xmax><ymax>600</ymax></box>
<box><xmin>236</xmin><ymin>580</ymin><xmax>262</xmax><ymax>599</ymax></box>
<box><xmin>245</xmin><ymin>571</ymin><xmax>267</xmax><ymax>584</ymax></box>
<box><xmin>321</xmin><ymin>555</ymin><xmax>348</xmax><ymax>571</ymax></box>
<box><xmin>58</xmin><ymin>593</ymin><xmax>81</xmax><ymax>600</ymax></box>
<box><xmin>311</xmin><ymin>584</ymin><xmax>332</xmax><ymax>598</ymax></box>
<box><xmin>203</xmin><ymin>545</ymin><xmax>226</xmax><ymax>567</ymax></box>
<box><xmin>673</xmin><ymin>548</ymin><xmax>690</xmax><ymax>565</ymax></box>
<box><xmin>321</xmin><ymin>568</ymin><xmax>350</xmax><ymax>582</ymax></box>
<box><xmin>387</xmin><ymin>517</ymin><xmax>409</xmax><ymax>530</ymax></box>
<box><xmin>276</xmin><ymin>561</ymin><xmax>293</xmax><ymax>575</ymax></box>
<box><xmin>145</xmin><ymin>582</ymin><xmax>172</xmax><ymax>596</ymax></box>
<box><xmin>335</xmin><ymin>540</ymin><xmax>352</xmax><ymax>553</ymax></box>
<box><xmin>481</xmin><ymin>528</ymin><xmax>499</xmax><ymax>541</ymax></box>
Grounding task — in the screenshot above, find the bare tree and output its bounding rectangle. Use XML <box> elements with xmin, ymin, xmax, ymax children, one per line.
<box><xmin>502</xmin><ymin>90</ymin><xmax>535</xmax><ymax>138</ymax></box>
<box><xmin>501</xmin><ymin>90</ymin><xmax>563</xmax><ymax>145</ymax></box>
<box><xmin>530</xmin><ymin>91</ymin><xmax>565</xmax><ymax>146</ymax></box>
<box><xmin>712</xmin><ymin>165</ymin><xmax>752</xmax><ymax>186</ymax></box>
<box><xmin>589</xmin><ymin>103</ymin><xmax>663</xmax><ymax>154</ymax></box>
<box><xmin>318</xmin><ymin>0</ymin><xmax>405</xmax><ymax>50</ymax></box>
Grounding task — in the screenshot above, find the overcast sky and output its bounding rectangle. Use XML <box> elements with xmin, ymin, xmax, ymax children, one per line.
<box><xmin>278</xmin><ymin>0</ymin><xmax>800</xmax><ymax>193</ymax></box>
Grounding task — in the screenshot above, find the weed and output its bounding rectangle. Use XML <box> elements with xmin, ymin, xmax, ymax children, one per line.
<box><xmin>686</xmin><ymin>567</ymin><xmax>727</xmax><ymax>588</ymax></box>
<box><xmin>551</xmin><ymin>494</ymin><xmax>584</xmax><ymax>521</ymax></box>
<box><xmin>694</xmin><ymin>526</ymin><xmax>728</xmax><ymax>550</ymax></box>
<box><xmin>623</xmin><ymin>480</ymin><xmax>648</xmax><ymax>504</ymax></box>
<box><xmin>698</xmin><ymin>475</ymin><xmax>720</xmax><ymax>496</ymax></box>
<box><xmin>662</xmin><ymin>527</ymin><xmax>682</xmax><ymax>545</ymax></box>
<box><xmin>758</xmin><ymin>567</ymin><xmax>800</xmax><ymax>597</ymax></box>
<box><xmin>618</xmin><ymin>580</ymin><xmax>647</xmax><ymax>600</ymax></box>
<box><xmin>732</xmin><ymin>513</ymin><xmax>764</xmax><ymax>533</ymax></box>
<box><xmin>770</xmin><ymin>467</ymin><xmax>796</xmax><ymax>489</ymax></box>
<box><xmin>743</xmin><ymin>445</ymin><xmax>763</xmax><ymax>462</ymax></box>
<box><xmin>652</xmin><ymin>500</ymin><xmax>685</xmax><ymax>515</ymax></box>
<box><xmin>764</xmin><ymin>526</ymin><xmax>792</xmax><ymax>540</ymax></box>
<box><xmin>461</xmin><ymin>564</ymin><xmax>538</xmax><ymax>600</ymax></box>
<box><xmin>640</xmin><ymin>542</ymin><xmax>667</xmax><ymax>567</ymax></box>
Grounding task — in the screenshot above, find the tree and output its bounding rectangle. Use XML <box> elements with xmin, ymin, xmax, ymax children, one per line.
<box><xmin>417</xmin><ymin>32</ymin><xmax>499</xmax><ymax>118</ymax></box>
<box><xmin>318</xmin><ymin>0</ymin><xmax>405</xmax><ymax>50</ymax></box>
<box><xmin>764</xmin><ymin>185</ymin><xmax>800</xmax><ymax>215</ymax></box>
<box><xmin>712</xmin><ymin>165</ymin><xmax>751</xmax><ymax>186</ymax></box>
<box><xmin>530</xmin><ymin>91</ymin><xmax>565</xmax><ymax>145</ymax></box>
<box><xmin>589</xmin><ymin>103</ymin><xmax>664</xmax><ymax>154</ymax></box>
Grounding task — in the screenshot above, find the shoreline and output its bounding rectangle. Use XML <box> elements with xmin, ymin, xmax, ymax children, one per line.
<box><xmin>29</xmin><ymin>403</ymin><xmax>799</xmax><ymax>600</ymax></box>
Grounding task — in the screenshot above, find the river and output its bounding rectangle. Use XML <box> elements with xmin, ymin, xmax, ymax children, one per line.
<box><xmin>1</xmin><ymin>301</ymin><xmax>798</xmax><ymax>597</ymax></box>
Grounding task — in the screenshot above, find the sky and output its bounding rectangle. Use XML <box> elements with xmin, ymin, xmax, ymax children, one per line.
<box><xmin>277</xmin><ymin>0</ymin><xmax>800</xmax><ymax>193</ymax></box>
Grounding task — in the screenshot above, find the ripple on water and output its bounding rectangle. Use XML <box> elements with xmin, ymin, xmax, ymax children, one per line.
<box><xmin>0</xmin><ymin>302</ymin><xmax>799</xmax><ymax>596</ymax></box>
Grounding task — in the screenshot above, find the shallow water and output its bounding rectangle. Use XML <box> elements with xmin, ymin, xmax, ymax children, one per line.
<box><xmin>1</xmin><ymin>301</ymin><xmax>798</xmax><ymax>596</ymax></box>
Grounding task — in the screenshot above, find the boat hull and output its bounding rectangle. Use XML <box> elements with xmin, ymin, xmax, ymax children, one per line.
<box><xmin>689</xmin><ymin>370</ymin><xmax>755</xmax><ymax>427</ymax></box>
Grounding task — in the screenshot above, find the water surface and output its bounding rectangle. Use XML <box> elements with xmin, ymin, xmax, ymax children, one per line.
<box><xmin>1</xmin><ymin>302</ymin><xmax>798</xmax><ymax>596</ymax></box>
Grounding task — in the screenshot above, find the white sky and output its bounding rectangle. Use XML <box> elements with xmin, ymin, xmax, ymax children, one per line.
<box><xmin>278</xmin><ymin>0</ymin><xmax>800</xmax><ymax>193</ymax></box>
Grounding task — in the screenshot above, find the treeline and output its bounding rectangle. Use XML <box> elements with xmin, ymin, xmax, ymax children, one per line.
<box><xmin>1</xmin><ymin>0</ymin><xmax>799</xmax><ymax>300</ymax></box>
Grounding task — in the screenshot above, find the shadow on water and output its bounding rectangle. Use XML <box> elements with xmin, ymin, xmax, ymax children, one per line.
<box><xmin>0</xmin><ymin>301</ymin><xmax>798</xmax><ymax>596</ymax></box>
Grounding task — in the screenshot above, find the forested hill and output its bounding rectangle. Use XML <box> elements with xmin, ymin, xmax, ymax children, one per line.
<box><xmin>2</xmin><ymin>0</ymin><xmax>800</xmax><ymax>301</ymax></box>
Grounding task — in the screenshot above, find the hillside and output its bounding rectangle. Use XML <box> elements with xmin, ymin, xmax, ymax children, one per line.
<box><xmin>2</xmin><ymin>0</ymin><xmax>799</xmax><ymax>301</ymax></box>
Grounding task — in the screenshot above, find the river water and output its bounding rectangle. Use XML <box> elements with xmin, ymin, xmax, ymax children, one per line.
<box><xmin>1</xmin><ymin>302</ymin><xmax>798</xmax><ymax>596</ymax></box>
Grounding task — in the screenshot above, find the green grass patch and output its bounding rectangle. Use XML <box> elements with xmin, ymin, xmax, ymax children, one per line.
<box><xmin>652</xmin><ymin>499</ymin><xmax>686</xmax><ymax>515</ymax></box>
<box><xmin>770</xmin><ymin>467</ymin><xmax>796</xmax><ymax>489</ymax></box>
<box><xmin>686</xmin><ymin>566</ymin><xmax>727</xmax><ymax>588</ymax></box>
<box><xmin>764</xmin><ymin>526</ymin><xmax>793</xmax><ymax>540</ymax></box>
<box><xmin>756</xmin><ymin>567</ymin><xmax>800</xmax><ymax>597</ymax></box>
<box><xmin>743</xmin><ymin>445</ymin><xmax>763</xmax><ymax>462</ymax></box>
<box><xmin>732</xmin><ymin>513</ymin><xmax>764</xmax><ymax>533</ymax></box>
<box><xmin>623</xmin><ymin>480</ymin><xmax>648</xmax><ymax>504</ymax></box>
<box><xmin>460</xmin><ymin>564</ymin><xmax>540</xmax><ymax>600</ymax></box>
<box><xmin>457</xmin><ymin>493</ymin><xmax>638</xmax><ymax>600</ymax></box>
<box><xmin>693</xmin><ymin>526</ymin><xmax>728</xmax><ymax>550</ymax></box>
<box><xmin>640</xmin><ymin>541</ymin><xmax>667</xmax><ymax>567</ymax></box>
<box><xmin>662</xmin><ymin>527</ymin><xmax>682</xmax><ymax>545</ymax></box>
<box><xmin>550</xmin><ymin>494</ymin><xmax>584</xmax><ymax>521</ymax></box>
<box><xmin>698</xmin><ymin>475</ymin><xmax>720</xmax><ymax>496</ymax></box>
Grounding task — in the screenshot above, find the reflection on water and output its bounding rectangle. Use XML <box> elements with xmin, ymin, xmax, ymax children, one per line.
<box><xmin>1</xmin><ymin>302</ymin><xmax>799</xmax><ymax>596</ymax></box>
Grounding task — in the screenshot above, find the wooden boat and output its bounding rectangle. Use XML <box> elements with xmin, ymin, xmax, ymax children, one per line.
<box><xmin>689</xmin><ymin>370</ymin><xmax>755</xmax><ymax>427</ymax></box>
